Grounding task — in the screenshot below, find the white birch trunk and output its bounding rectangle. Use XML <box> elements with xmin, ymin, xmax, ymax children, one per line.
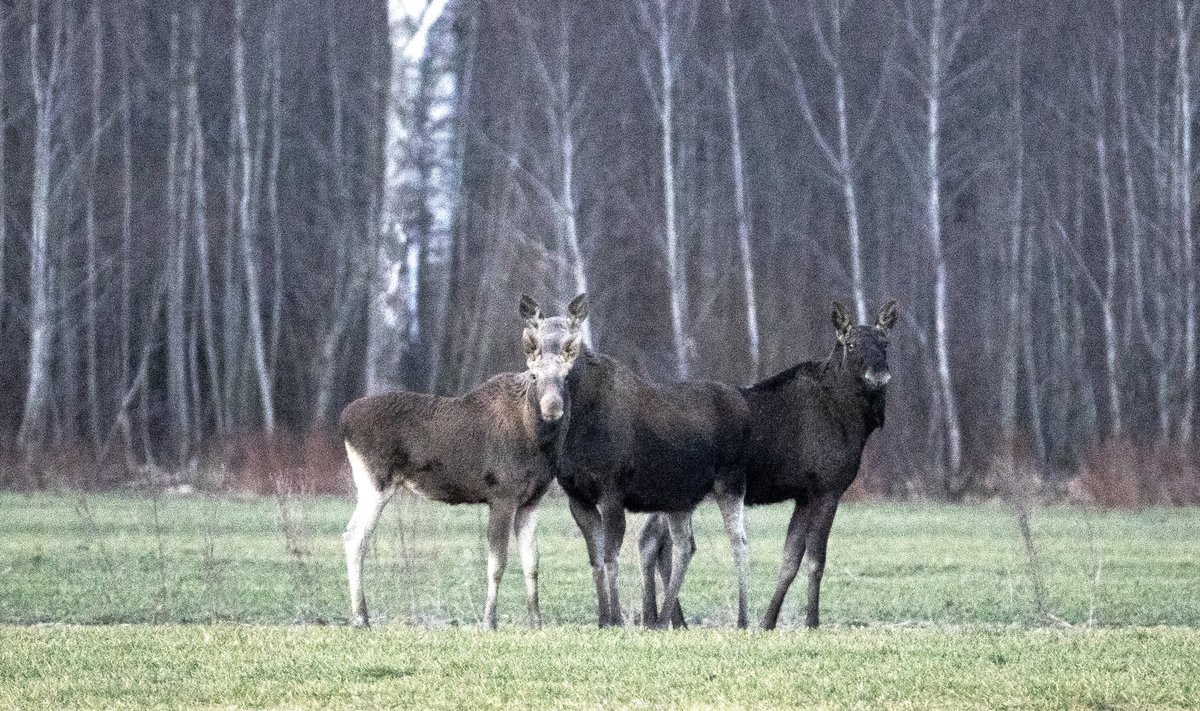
<box><xmin>722</xmin><ymin>0</ymin><xmax>759</xmax><ymax>376</ymax></box>
<box><xmin>166</xmin><ymin>12</ymin><xmax>192</xmax><ymax>458</ymax></box>
<box><xmin>1092</xmin><ymin>63</ymin><xmax>1124</xmax><ymax>439</ymax></box>
<box><xmin>999</xmin><ymin>41</ymin><xmax>1023</xmax><ymax>448</ymax></box>
<box><xmin>1176</xmin><ymin>0</ymin><xmax>1196</xmax><ymax>444</ymax></box>
<box><xmin>640</xmin><ymin>0</ymin><xmax>690</xmax><ymax>379</ymax></box>
<box><xmin>267</xmin><ymin>7</ymin><xmax>284</xmax><ymax>377</ymax></box>
<box><xmin>768</xmin><ymin>0</ymin><xmax>871</xmax><ymax>323</ymax></box>
<box><xmin>367</xmin><ymin>0</ymin><xmax>449</xmax><ymax>393</ymax></box>
<box><xmin>18</xmin><ymin>1</ymin><xmax>64</xmax><ymax>452</ymax></box>
<box><xmin>119</xmin><ymin>18</ymin><xmax>133</xmax><ymax>421</ymax></box>
<box><xmin>84</xmin><ymin>2</ymin><xmax>102</xmax><ymax>446</ymax></box>
<box><xmin>520</xmin><ymin>3</ymin><xmax>592</xmax><ymax>346</ymax></box>
<box><xmin>925</xmin><ymin>0</ymin><xmax>962</xmax><ymax>478</ymax></box>
<box><xmin>559</xmin><ymin>124</ymin><xmax>593</xmax><ymax>347</ymax></box>
<box><xmin>187</xmin><ymin>6</ymin><xmax>224</xmax><ymax>435</ymax></box>
<box><xmin>233</xmin><ymin>0</ymin><xmax>276</xmax><ymax>429</ymax></box>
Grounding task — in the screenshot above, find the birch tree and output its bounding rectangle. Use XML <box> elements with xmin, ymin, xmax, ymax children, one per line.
<box><xmin>233</xmin><ymin>0</ymin><xmax>275</xmax><ymax>429</ymax></box>
<box><xmin>517</xmin><ymin>1</ymin><xmax>594</xmax><ymax>346</ymax></box>
<box><xmin>367</xmin><ymin>0</ymin><xmax>451</xmax><ymax>394</ymax></box>
<box><xmin>721</xmin><ymin>0</ymin><xmax>759</xmax><ymax>375</ymax></box>
<box><xmin>1089</xmin><ymin>61</ymin><xmax>1124</xmax><ymax>439</ymax></box>
<box><xmin>165</xmin><ymin>11</ymin><xmax>192</xmax><ymax>458</ymax></box>
<box><xmin>1174</xmin><ymin>0</ymin><xmax>1196</xmax><ymax>444</ymax></box>
<box><xmin>898</xmin><ymin>0</ymin><xmax>981</xmax><ymax>487</ymax></box>
<box><xmin>18</xmin><ymin>0</ymin><xmax>68</xmax><ymax>452</ymax></box>
<box><xmin>637</xmin><ymin>0</ymin><xmax>695</xmax><ymax>379</ymax></box>
<box><xmin>999</xmin><ymin>37</ymin><xmax>1023</xmax><ymax>455</ymax></box>
<box><xmin>84</xmin><ymin>1</ymin><xmax>103</xmax><ymax>446</ymax></box>
<box><xmin>766</xmin><ymin>0</ymin><xmax>890</xmax><ymax>324</ymax></box>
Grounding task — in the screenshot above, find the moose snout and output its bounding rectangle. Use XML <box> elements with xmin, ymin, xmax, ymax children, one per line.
<box><xmin>540</xmin><ymin>393</ymin><xmax>565</xmax><ymax>422</ymax></box>
<box><xmin>864</xmin><ymin>369</ymin><xmax>891</xmax><ymax>388</ymax></box>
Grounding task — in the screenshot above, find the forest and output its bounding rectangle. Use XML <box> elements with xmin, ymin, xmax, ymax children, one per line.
<box><xmin>0</xmin><ymin>0</ymin><xmax>1197</xmax><ymax>503</ymax></box>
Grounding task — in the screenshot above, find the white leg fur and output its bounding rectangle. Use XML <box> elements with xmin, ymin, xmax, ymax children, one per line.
<box><xmin>483</xmin><ymin>503</ymin><xmax>516</xmax><ymax>630</ymax></box>
<box><xmin>716</xmin><ymin>493</ymin><xmax>750</xmax><ymax>629</ymax></box>
<box><xmin>514</xmin><ymin>504</ymin><xmax>541</xmax><ymax>627</ymax></box>
<box><xmin>343</xmin><ymin>443</ymin><xmax>390</xmax><ymax>627</ymax></box>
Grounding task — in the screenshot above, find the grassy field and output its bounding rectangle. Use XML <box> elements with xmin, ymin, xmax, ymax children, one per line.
<box><xmin>0</xmin><ymin>491</ymin><xmax>1198</xmax><ymax>708</ymax></box>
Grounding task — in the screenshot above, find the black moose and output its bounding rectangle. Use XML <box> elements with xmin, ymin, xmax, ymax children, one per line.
<box><xmin>641</xmin><ymin>300</ymin><xmax>899</xmax><ymax>629</ymax></box>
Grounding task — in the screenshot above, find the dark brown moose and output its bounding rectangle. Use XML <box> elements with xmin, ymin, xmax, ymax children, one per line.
<box><xmin>641</xmin><ymin>300</ymin><xmax>898</xmax><ymax>629</ymax></box>
<box><xmin>532</xmin><ymin>298</ymin><xmax>751</xmax><ymax>629</ymax></box>
<box><xmin>338</xmin><ymin>296</ymin><xmax>586</xmax><ymax>629</ymax></box>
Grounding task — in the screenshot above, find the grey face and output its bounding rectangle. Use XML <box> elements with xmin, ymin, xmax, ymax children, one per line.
<box><xmin>519</xmin><ymin>294</ymin><xmax>588</xmax><ymax>423</ymax></box>
<box><xmin>832</xmin><ymin>300</ymin><xmax>898</xmax><ymax>391</ymax></box>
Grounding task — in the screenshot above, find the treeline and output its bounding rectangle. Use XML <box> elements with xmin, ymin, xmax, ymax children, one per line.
<box><xmin>0</xmin><ymin>0</ymin><xmax>1198</xmax><ymax>501</ymax></box>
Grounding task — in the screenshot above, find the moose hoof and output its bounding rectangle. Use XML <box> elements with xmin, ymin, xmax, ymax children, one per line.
<box><xmin>351</xmin><ymin>615</ymin><xmax>370</xmax><ymax>628</ymax></box>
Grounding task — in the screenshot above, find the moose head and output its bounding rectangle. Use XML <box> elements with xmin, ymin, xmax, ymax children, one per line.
<box><xmin>519</xmin><ymin>293</ymin><xmax>588</xmax><ymax>423</ymax></box>
<box><xmin>832</xmin><ymin>300</ymin><xmax>898</xmax><ymax>391</ymax></box>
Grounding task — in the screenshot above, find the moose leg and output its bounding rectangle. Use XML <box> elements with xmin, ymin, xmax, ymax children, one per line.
<box><xmin>567</xmin><ymin>496</ymin><xmax>609</xmax><ymax>628</ymax></box>
<box><xmin>513</xmin><ymin>501</ymin><xmax>541</xmax><ymax>628</ymax></box>
<box><xmin>715</xmin><ymin>492</ymin><xmax>751</xmax><ymax>629</ymax></box>
<box><xmin>647</xmin><ymin>521</ymin><xmax>690</xmax><ymax>628</ymax></box>
<box><xmin>761</xmin><ymin>499</ymin><xmax>813</xmax><ymax>630</ymax></box>
<box><xmin>599</xmin><ymin>501</ymin><xmax>627</xmax><ymax>627</ymax></box>
<box><xmin>343</xmin><ymin>481</ymin><xmax>393</xmax><ymax>628</ymax></box>
<box><xmin>655</xmin><ymin>511</ymin><xmax>695</xmax><ymax>630</ymax></box>
<box><xmin>637</xmin><ymin>514</ymin><xmax>668</xmax><ymax>627</ymax></box>
<box><xmin>802</xmin><ymin>497</ymin><xmax>840</xmax><ymax>629</ymax></box>
<box><xmin>482</xmin><ymin>502</ymin><xmax>516</xmax><ymax>630</ymax></box>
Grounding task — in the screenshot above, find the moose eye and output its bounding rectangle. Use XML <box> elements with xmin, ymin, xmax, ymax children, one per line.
<box><xmin>847</xmin><ymin>343</ymin><xmax>858</xmax><ymax>352</ymax></box>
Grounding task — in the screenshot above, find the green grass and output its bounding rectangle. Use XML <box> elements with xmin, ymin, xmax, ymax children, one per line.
<box><xmin>0</xmin><ymin>492</ymin><xmax>1198</xmax><ymax>708</ymax></box>
<box><xmin>2</xmin><ymin>625</ymin><xmax>1197</xmax><ymax>709</ymax></box>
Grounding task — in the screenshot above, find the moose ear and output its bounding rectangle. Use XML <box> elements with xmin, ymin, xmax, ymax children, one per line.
<box><xmin>831</xmin><ymin>301</ymin><xmax>853</xmax><ymax>338</ymax></box>
<box><xmin>563</xmin><ymin>334</ymin><xmax>581</xmax><ymax>361</ymax></box>
<box><xmin>567</xmin><ymin>293</ymin><xmax>588</xmax><ymax>329</ymax></box>
<box><xmin>519</xmin><ymin>294</ymin><xmax>541</xmax><ymax>328</ymax></box>
<box><xmin>522</xmin><ymin>328</ymin><xmax>539</xmax><ymax>357</ymax></box>
<box><xmin>875</xmin><ymin>300</ymin><xmax>899</xmax><ymax>331</ymax></box>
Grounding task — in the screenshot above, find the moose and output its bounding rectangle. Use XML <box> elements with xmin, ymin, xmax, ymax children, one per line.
<box><xmin>528</xmin><ymin>297</ymin><xmax>751</xmax><ymax>629</ymax></box>
<box><xmin>338</xmin><ymin>295</ymin><xmax>587</xmax><ymax>629</ymax></box>
<box><xmin>641</xmin><ymin>300</ymin><xmax>899</xmax><ymax>629</ymax></box>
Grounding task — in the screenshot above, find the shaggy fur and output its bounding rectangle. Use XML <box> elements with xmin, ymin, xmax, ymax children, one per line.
<box><xmin>642</xmin><ymin>300</ymin><xmax>898</xmax><ymax>629</ymax></box>
<box><xmin>554</xmin><ymin>345</ymin><xmax>751</xmax><ymax>628</ymax></box>
<box><xmin>338</xmin><ymin>297</ymin><xmax>584</xmax><ymax>630</ymax></box>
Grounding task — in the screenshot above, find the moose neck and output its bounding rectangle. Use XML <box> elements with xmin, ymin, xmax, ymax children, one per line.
<box><xmin>824</xmin><ymin>344</ymin><xmax>887</xmax><ymax>435</ymax></box>
<box><xmin>565</xmin><ymin>345</ymin><xmax>605</xmax><ymax>406</ymax></box>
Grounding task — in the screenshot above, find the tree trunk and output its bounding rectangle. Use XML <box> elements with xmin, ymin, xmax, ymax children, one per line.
<box><xmin>722</xmin><ymin>0</ymin><xmax>759</xmax><ymax>377</ymax></box>
<box><xmin>166</xmin><ymin>11</ymin><xmax>192</xmax><ymax>461</ymax></box>
<box><xmin>1092</xmin><ymin>63</ymin><xmax>1124</xmax><ymax>439</ymax></box>
<box><xmin>1176</xmin><ymin>0</ymin><xmax>1196</xmax><ymax>445</ymax></box>
<box><xmin>119</xmin><ymin>11</ymin><xmax>134</xmax><ymax>438</ymax></box>
<box><xmin>0</xmin><ymin>3</ymin><xmax>8</xmax><ymax>324</ymax></box>
<box><xmin>640</xmin><ymin>0</ymin><xmax>690</xmax><ymax>379</ymax></box>
<box><xmin>999</xmin><ymin>39</ymin><xmax>1023</xmax><ymax>453</ymax></box>
<box><xmin>83</xmin><ymin>1</ymin><xmax>103</xmax><ymax>447</ymax></box>
<box><xmin>187</xmin><ymin>5</ymin><xmax>223</xmax><ymax>436</ymax></box>
<box><xmin>18</xmin><ymin>0</ymin><xmax>64</xmax><ymax>453</ymax></box>
<box><xmin>267</xmin><ymin>4</ymin><xmax>284</xmax><ymax>379</ymax></box>
<box><xmin>233</xmin><ymin>0</ymin><xmax>276</xmax><ymax>429</ymax></box>
<box><xmin>925</xmin><ymin>0</ymin><xmax>962</xmax><ymax>482</ymax></box>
